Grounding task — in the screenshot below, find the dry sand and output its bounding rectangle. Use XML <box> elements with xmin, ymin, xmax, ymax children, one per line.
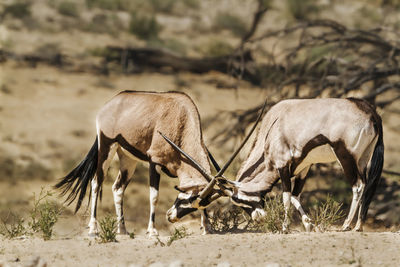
<box><xmin>0</xmin><ymin>232</ymin><xmax>399</xmax><ymax>267</ymax></box>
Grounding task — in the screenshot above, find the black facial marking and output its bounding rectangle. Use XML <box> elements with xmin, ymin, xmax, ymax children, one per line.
<box><xmin>176</xmin><ymin>207</ymin><xmax>197</xmax><ymax>219</ymax></box>
<box><xmin>172</xmin><ymin>195</ymin><xmax>199</xmax><ymax>219</ymax></box>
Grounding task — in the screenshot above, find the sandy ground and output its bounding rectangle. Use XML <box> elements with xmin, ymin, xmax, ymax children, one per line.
<box><xmin>0</xmin><ymin>232</ymin><xmax>399</xmax><ymax>267</ymax></box>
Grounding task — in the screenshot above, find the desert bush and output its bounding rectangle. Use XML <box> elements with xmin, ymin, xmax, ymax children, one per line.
<box><xmin>86</xmin><ymin>0</ymin><xmax>128</xmax><ymax>10</ymax></box>
<box><xmin>210</xmin><ymin>196</ymin><xmax>291</xmax><ymax>234</ymax></box>
<box><xmin>310</xmin><ymin>194</ymin><xmax>344</xmax><ymax>232</ymax></box>
<box><xmin>149</xmin><ymin>0</ymin><xmax>175</xmax><ymax>13</ymax></box>
<box><xmin>83</xmin><ymin>13</ymin><xmax>119</xmax><ymax>35</ymax></box>
<box><xmin>167</xmin><ymin>226</ymin><xmax>189</xmax><ymax>246</ymax></box>
<box><xmin>2</xmin><ymin>2</ymin><xmax>31</xmax><ymax>18</ymax></box>
<box><xmin>98</xmin><ymin>215</ymin><xmax>117</xmax><ymax>243</ymax></box>
<box><xmin>181</xmin><ymin>0</ymin><xmax>200</xmax><ymax>9</ymax></box>
<box><xmin>286</xmin><ymin>0</ymin><xmax>319</xmax><ymax>21</ymax></box>
<box><xmin>148</xmin><ymin>38</ymin><xmax>187</xmax><ymax>55</ymax></box>
<box><xmin>0</xmin><ymin>212</ymin><xmax>26</xmax><ymax>239</ymax></box>
<box><xmin>57</xmin><ymin>1</ymin><xmax>79</xmax><ymax>18</ymax></box>
<box><xmin>200</xmin><ymin>39</ymin><xmax>234</xmax><ymax>57</ymax></box>
<box><xmin>209</xmin><ymin>205</ymin><xmax>250</xmax><ymax>233</ymax></box>
<box><xmin>129</xmin><ymin>13</ymin><xmax>162</xmax><ymax>40</ymax></box>
<box><xmin>29</xmin><ymin>189</ymin><xmax>61</xmax><ymax>240</ymax></box>
<box><xmin>214</xmin><ymin>12</ymin><xmax>247</xmax><ymax>37</ymax></box>
<box><xmin>252</xmin><ymin>196</ymin><xmax>292</xmax><ymax>233</ymax></box>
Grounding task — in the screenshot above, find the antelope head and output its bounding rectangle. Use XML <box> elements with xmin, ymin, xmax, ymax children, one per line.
<box><xmin>160</xmin><ymin>100</ymin><xmax>267</xmax><ymax>223</ymax></box>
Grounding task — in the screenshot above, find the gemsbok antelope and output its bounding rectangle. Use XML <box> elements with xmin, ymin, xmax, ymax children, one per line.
<box><xmin>162</xmin><ymin>98</ymin><xmax>384</xmax><ymax>232</ymax></box>
<box><xmin>55</xmin><ymin>90</ymin><xmax>223</xmax><ymax>236</ymax></box>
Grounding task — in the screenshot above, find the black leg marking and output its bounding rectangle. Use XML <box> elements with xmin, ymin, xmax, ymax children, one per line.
<box><xmin>292</xmin><ymin>178</ymin><xmax>306</xmax><ymax>197</ymax></box>
<box><xmin>279</xmin><ymin>167</ymin><xmax>292</xmax><ymax>192</ymax></box>
<box><xmin>149</xmin><ymin>163</ymin><xmax>161</xmax><ymax>190</ymax></box>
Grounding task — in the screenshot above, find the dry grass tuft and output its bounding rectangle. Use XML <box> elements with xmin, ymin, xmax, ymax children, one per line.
<box><xmin>310</xmin><ymin>194</ymin><xmax>344</xmax><ymax>232</ymax></box>
<box><xmin>0</xmin><ymin>212</ymin><xmax>26</xmax><ymax>239</ymax></box>
<box><xmin>98</xmin><ymin>215</ymin><xmax>118</xmax><ymax>243</ymax></box>
<box><xmin>167</xmin><ymin>226</ymin><xmax>190</xmax><ymax>246</ymax></box>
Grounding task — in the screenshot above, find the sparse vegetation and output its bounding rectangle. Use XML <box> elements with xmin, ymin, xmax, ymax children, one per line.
<box><xmin>181</xmin><ymin>0</ymin><xmax>200</xmax><ymax>9</ymax></box>
<box><xmin>2</xmin><ymin>2</ymin><xmax>31</xmax><ymax>18</ymax></box>
<box><xmin>0</xmin><ymin>212</ymin><xmax>26</xmax><ymax>239</ymax></box>
<box><xmin>148</xmin><ymin>38</ymin><xmax>187</xmax><ymax>55</ymax></box>
<box><xmin>209</xmin><ymin>197</ymin><xmax>291</xmax><ymax>234</ymax></box>
<box><xmin>85</xmin><ymin>0</ymin><xmax>130</xmax><ymax>11</ymax></box>
<box><xmin>167</xmin><ymin>226</ymin><xmax>189</xmax><ymax>246</ymax></box>
<box><xmin>149</xmin><ymin>0</ymin><xmax>176</xmax><ymax>13</ymax></box>
<box><xmin>200</xmin><ymin>39</ymin><xmax>234</xmax><ymax>57</ymax></box>
<box><xmin>29</xmin><ymin>189</ymin><xmax>62</xmax><ymax>240</ymax></box>
<box><xmin>214</xmin><ymin>12</ymin><xmax>247</xmax><ymax>37</ymax></box>
<box><xmin>0</xmin><ymin>189</ymin><xmax>61</xmax><ymax>240</ymax></box>
<box><xmin>286</xmin><ymin>0</ymin><xmax>319</xmax><ymax>21</ymax></box>
<box><xmin>57</xmin><ymin>1</ymin><xmax>79</xmax><ymax>18</ymax></box>
<box><xmin>310</xmin><ymin>194</ymin><xmax>345</xmax><ymax>232</ymax></box>
<box><xmin>209</xmin><ymin>205</ymin><xmax>250</xmax><ymax>233</ymax></box>
<box><xmin>254</xmin><ymin>196</ymin><xmax>292</xmax><ymax>234</ymax></box>
<box><xmin>129</xmin><ymin>13</ymin><xmax>162</xmax><ymax>40</ymax></box>
<box><xmin>98</xmin><ymin>215</ymin><xmax>118</xmax><ymax>243</ymax></box>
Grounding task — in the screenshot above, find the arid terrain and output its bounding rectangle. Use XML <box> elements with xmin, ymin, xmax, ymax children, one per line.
<box><xmin>1</xmin><ymin>0</ymin><xmax>400</xmax><ymax>266</ymax></box>
<box><xmin>1</xmin><ymin>232</ymin><xmax>400</xmax><ymax>267</ymax></box>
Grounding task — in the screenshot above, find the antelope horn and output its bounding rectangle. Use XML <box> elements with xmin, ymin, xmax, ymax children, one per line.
<box><xmin>158</xmin><ymin>131</ymin><xmax>215</xmax><ymax>183</ymax></box>
<box><xmin>159</xmin><ymin>98</ymin><xmax>267</xmax><ymax>203</ymax></box>
<box><xmin>197</xmin><ymin>99</ymin><xmax>267</xmax><ymax>200</ymax></box>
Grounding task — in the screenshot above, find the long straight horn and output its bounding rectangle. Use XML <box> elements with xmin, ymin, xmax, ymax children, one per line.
<box><xmin>158</xmin><ymin>131</ymin><xmax>215</xmax><ymax>182</ymax></box>
<box><xmin>198</xmin><ymin>99</ymin><xmax>268</xmax><ymax>200</ymax></box>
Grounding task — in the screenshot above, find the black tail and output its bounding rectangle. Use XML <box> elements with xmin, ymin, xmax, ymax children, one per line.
<box><xmin>360</xmin><ymin>132</ymin><xmax>384</xmax><ymax>221</ymax></box>
<box><xmin>55</xmin><ymin>137</ymin><xmax>98</xmax><ymax>213</ymax></box>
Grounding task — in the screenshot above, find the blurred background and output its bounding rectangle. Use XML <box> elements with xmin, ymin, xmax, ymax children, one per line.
<box><xmin>0</xmin><ymin>0</ymin><xmax>399</xmax><ymax>235</ymax></box>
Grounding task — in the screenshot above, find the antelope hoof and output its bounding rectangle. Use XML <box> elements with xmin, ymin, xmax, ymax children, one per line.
<box><xmin>302</xmin><ymin>216</ymin><xmax>313</xmax><ymax>232</ymax></box>
<box><xmin>117</xmin><ymin>227</ymin><xmax>128</xmax><ymax>235</ymax></box>
<box><xmin>146</xmin><ymin>228</ymin><xmax>159</xmax><ymax>237</ymax></box>
<box><xmin>201</xmin><ymin>225</ymin><xmax>213</xmax><ymax>235</ymax></box>
<box><xmin>88</xmin><ymin>232</ymin><xmax>98</xmax><ymax>237</ymax></box>
<box><xmin>88</xmin><ymin>221</ymin><xmax>98</xmax><ymax>236</ymax></box>
<box><xmin>282</xmin><ymin>225</ymin><xmax>289</xmax><ymax>234</ymax></box>
<box><xmin>342</xmin><ymin>225</ymin><xmax>351</xmax><ymax>232</ymax></box>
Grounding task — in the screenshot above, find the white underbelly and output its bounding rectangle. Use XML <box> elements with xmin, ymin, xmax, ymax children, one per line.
<box><xmin>294</xmin><ymin>144</ymin><xmax>337</xmax><ymax>175</ymax></box>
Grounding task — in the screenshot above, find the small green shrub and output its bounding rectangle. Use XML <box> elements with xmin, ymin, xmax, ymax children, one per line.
<box><xmin>2</xmin><ymin>2</ymin><xmax>31</xmax><ymax>18</ymax></box>
<box><xmin>310</xmin><ymin>194</ymin><xmax>344</xmax><ymax>232</ymax></box>
<box><xmin>85</xmin><ymin>0</ymin><xmax>129</xmax><ymax>10</ymax></box>
<box><xmin>0</xmin><ymin>213</ymin><xmax>26</xmax><ymax>239</ymax></box>
<box><xmin>57</xmin><ymin>1</ymin><xmax>79</xmax><ymax>18</ymax></box>
<box><xmin>214</xmin><ymin>12</ymin><xmax>247</xmax><ymax>37</ymax></box>
<box><xmin>98</xmin><ymin>215</ymin><xmax>117</xmax><ymax>243</ymax></box>
<box><xmin>129</xmin><ymin>13</ymin><xmax>162</xmax><ymax>40</ymax></box>
<box><xmin>201</xmin><ymin>39</ymin><xmax>234</xmax><ymax>57</ymax></box>
<box><xmin>167</xmin><ymin>226</ymin><xmax>189</xmax><ymax>246</ymax></box>
<box><xmin>181</xmin><ymin>0</ymin><xmax>200</xmax><ymax>9</ymax></box>
<box><xmin>286</xmin><ymin>0</ymin><xmax>319</xmax><ymax>21</ymax></box>
<box><xmin>29</xmin><ymin>189</ymin><xmax>61</xmax><ymax>240</ymax></box>
<box><xmin>148</xmin><ymin>38</ymin><xmax>187</xmax><ymax>55</ymax></box>
<box><xmin>149</xmin><ymin>0</ymin><xmax>175</xmax><ymax>13</ymax></box>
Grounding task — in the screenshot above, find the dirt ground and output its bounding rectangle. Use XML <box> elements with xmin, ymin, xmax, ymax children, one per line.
<box><xmin>0</xmin><ymin>232</ymin><xmax>399</xmax><ymax>267</ymax></box>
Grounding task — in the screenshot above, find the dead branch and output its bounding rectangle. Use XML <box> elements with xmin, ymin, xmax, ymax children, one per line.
<box><xmin>211</xmin><ymin>19</ymin><xmax>400</xmax><ymax>143</ymax></box>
